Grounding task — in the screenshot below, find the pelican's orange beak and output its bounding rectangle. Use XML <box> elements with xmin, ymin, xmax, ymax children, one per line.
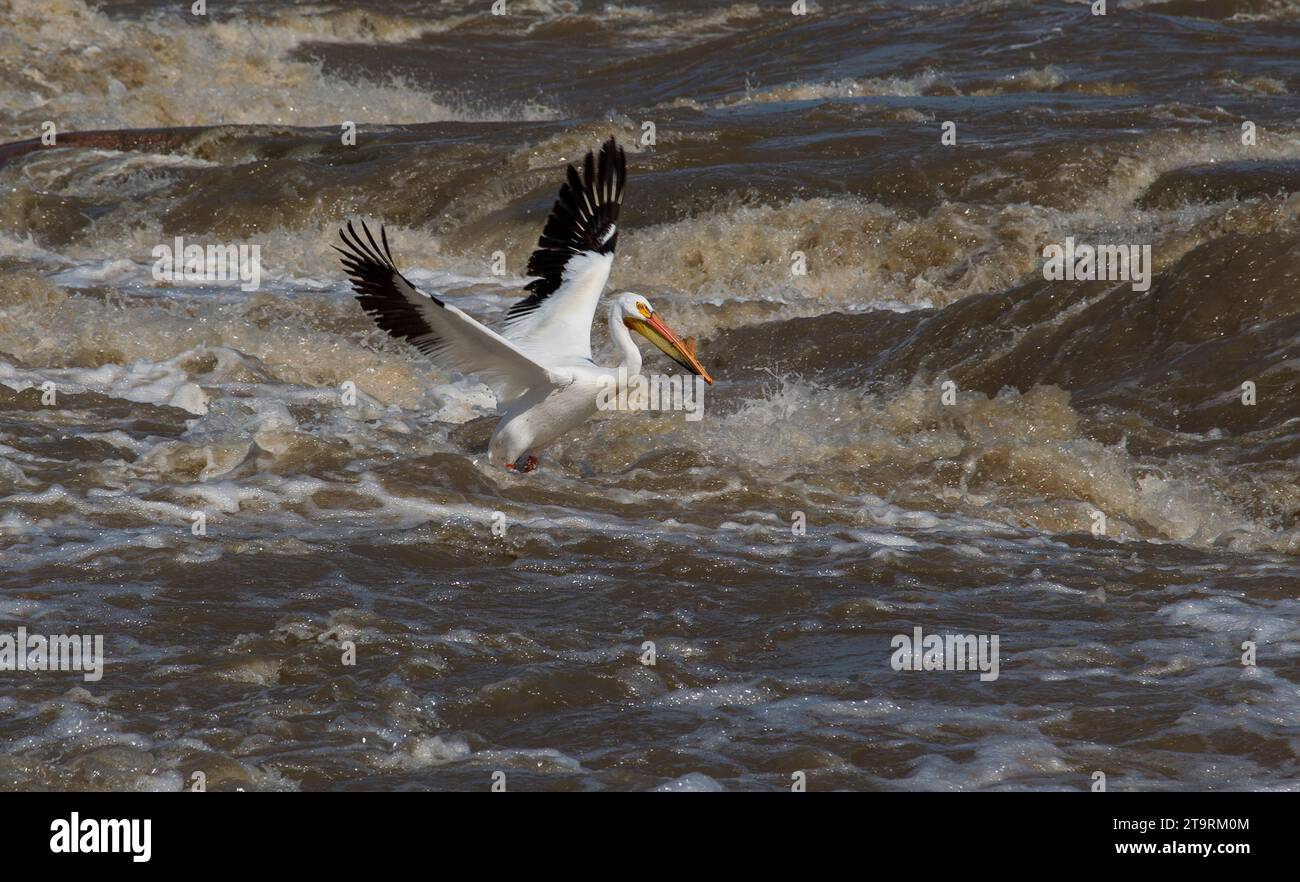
<box><xmin>625</xmin><ymin>312</ymin><xmax>714</xmax><ymax>384</ymax></box>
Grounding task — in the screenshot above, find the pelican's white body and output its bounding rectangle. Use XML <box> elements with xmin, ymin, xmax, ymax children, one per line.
<box><xmin>487</xmin><ymin>294</ymin><xmax>643</xmax><ymax>467</ymax></box>
<box><xmin>487</xmin><ymin>366</ymin><xmax>602</xmax><ymax>466</ymax></box>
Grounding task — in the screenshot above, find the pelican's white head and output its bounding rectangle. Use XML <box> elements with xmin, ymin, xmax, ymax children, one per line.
<box><xmin>612</xmin><ymin>292</ymin><xmax>713</xmax><ymax>384</ymax></box>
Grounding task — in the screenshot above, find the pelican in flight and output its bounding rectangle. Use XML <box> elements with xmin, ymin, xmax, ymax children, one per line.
<box><xmin>335</xmin><ymin>137</ymin><xmax>713</xmax><ymax>472</ymax></box>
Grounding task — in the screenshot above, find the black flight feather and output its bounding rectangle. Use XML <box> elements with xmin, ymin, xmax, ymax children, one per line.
<box><xmin>506</xmin><ymin>137</ymin><xmax>626</xmax><ymax>323</ymax></box>
<box><xmin>334</xmin><ymin>219</ymin><xmax>448</xmax><ymax>358</ymax></box>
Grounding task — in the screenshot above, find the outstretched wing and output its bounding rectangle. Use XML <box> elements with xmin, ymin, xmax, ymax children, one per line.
<box><xmin>503</xmin><ymin>137</ymin><xmax>626</xmax><ymax>362</ymax></box>
<box><xmin>336</xmin><ymin>220</ymin><xmax>555</xmax><ymax>403</ymax></box>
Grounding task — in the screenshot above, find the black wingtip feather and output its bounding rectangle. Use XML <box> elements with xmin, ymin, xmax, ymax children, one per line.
<box><xmin>507</xmin><ymin>136</ymin><xmax>626</xmax><ymax>323</ymax></box>
<box><xmin>336</xmin><ymin>219</ymin><xmax>449</xmax><ymax>357</ymax></box>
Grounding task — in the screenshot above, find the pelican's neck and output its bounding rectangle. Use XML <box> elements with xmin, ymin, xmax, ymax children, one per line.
<box><xmin>608</xmin><ymin>303</ymin><xmax>642</xmax><ymax>376</ymax></box>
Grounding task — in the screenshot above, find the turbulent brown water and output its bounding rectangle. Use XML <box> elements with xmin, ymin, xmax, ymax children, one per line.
<box><xmin>0</xmin><ymin>0</ymin><xmax>1298</xmax><ymax>791</ymax></box>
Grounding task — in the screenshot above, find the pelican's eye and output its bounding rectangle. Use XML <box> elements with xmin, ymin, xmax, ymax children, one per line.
<box><xmin>636</xmin><ymin>301</ymin><xmax>652</xmax><ymax>318</ymax></box>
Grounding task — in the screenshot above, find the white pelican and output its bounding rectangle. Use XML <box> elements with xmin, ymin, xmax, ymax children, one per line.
<box><xmin>335</xmin><ymin>137</ymin><xmax>713</xmax><ymax>473</ymax></box>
